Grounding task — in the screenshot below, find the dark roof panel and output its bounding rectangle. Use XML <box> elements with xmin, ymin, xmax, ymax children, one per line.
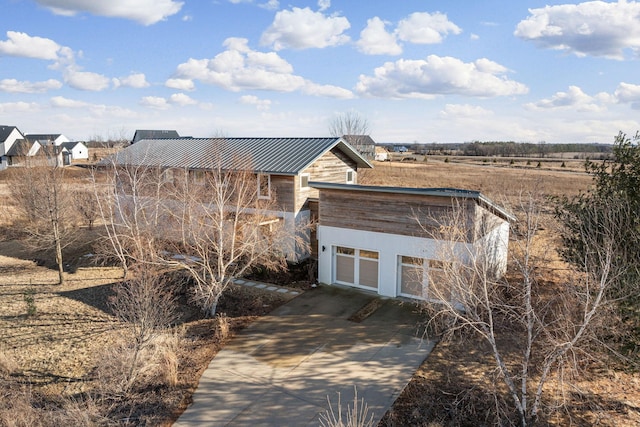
<box><xmin>106</xmin><ymin>137</ymin><xmax>372</xmax><ymax>175</ymax></box>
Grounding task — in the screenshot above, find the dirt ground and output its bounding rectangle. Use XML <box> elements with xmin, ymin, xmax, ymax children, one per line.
<box><xmin>0</xmin><ymin>160</ymin><xmax>638</xmax><ymax>425</ymax></box>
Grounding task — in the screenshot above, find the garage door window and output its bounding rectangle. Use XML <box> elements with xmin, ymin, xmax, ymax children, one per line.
<box><xmin>334</xmin><ymin>246</ymin><xmax>379</xmax><ymax>290</ymax></box>
<box><xmin>398</xmin><ymin>256</ymin><xmax>451</xmax><ymax>301</ymax></box>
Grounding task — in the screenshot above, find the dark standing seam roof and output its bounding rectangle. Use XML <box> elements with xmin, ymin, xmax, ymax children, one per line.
<box><xmin>0</xmin><ymin>126</ymin><xmax>20</xmax><ymax>142</ymax></box>
<box><xmin>106</xmin><ymin>137</ymin><xmax>373</xmax><ymax>175</ymax></box>
<box><xmin>132</xmin><ymin>130</ymin><xmax>180</xmax><ymax>143</ymax></box>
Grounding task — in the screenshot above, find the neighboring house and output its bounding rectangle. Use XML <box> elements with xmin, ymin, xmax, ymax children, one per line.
<box><xmin>106</xmin><ymin>137</ymin><xmax>373</xmax><ymax>260</ymax></box>
<box><xmin>25</xmin><ymin>134</ymin><xmax>70</xmax><ymax>146</ymax></box>
<box><xmin>131</xmin><ymin>129</ymin><xmax>180</xmax><ymax>144</ymax></box>
<box><xmin>59</xmin><ymin>141</ymin><xmax>89</xmax><ymax>162</ymax></box>
<box><xmin>0</xmin><ymin>125</ymin><xmax>25</xmax><ymax>170</ymax></box>
<box><xmin>311</xmin><ymin>182</ymin><xmax>514</xmax><ymax>302</ymax></box>
<box><xmin>374</xmin><ymin>146</ymin><xmax>389</xmax><ymax>162</ymax></box>
<box><xmin>5</xmin><ymin>139</ymin><xmax>42</xmax><ymax>166</ymax></box>
<box><xmin>342</xmin><ymin>135</ymin><xmax>375</xmax><ymax>161</ymax></box>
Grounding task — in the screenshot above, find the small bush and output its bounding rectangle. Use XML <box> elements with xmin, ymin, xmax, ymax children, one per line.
<box><xmin>23</xmin><ymin>288</ymin><xmax>36</xmax><ymax>317</ymax></box>
<box><xmin>536</xmin><ymin>162</ymin><xmax>542</xmax><ymax>168</ymax></box>
<box><xmin>444</xmin><ymin>157</ymin><xmax>449</xmax><ymax>163</ymax></box>
<box><xmin>561</xmin><ymin>161</ymin><xmax>566</xmax><ymax>168</ymax></box>
<box><xmin>320</xmin><ymin>386</ymin><xmax>375</xmax><ymax>427</ymax></box>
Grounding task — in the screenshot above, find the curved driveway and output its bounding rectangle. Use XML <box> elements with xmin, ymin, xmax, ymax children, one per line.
<box><xmin>175</xmin><ymin>285</ymin><xmax>435</xmax><ymax>427</ymax></box>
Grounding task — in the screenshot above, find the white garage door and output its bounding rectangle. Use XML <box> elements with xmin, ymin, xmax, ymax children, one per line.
<box><xmin>398</xmin><ymin>256</ymin><xmax>451</xmax><ymax>302</ymax></box>
<box><xmin>334</xmin><ymin>246</ymin><xmax>379</xmax><ymax>290</ymax></box>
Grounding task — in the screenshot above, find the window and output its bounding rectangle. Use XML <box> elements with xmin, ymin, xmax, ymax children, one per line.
<box><xmin>334</xmin><ymin>246</ymin><xmax>379</xmax><ymax>289</ymax></box>
<box><xmin>300</xmin><ymin>173</ymin><xmax>310</xmax><ymax>189</ymax></box>
<box><xmin>346</xmin><ymin>170</ymin><xmax>354</xmax><ymax>183</ymax></box>
<box><xmin>191</xmin><ymin>169</ymin><xmax>205</xmax><ymax>184</ymax></box>
<box><xmin>257</xmin><ymin>174</ymin><xmax>271</xmax><ymax>199</ymax></box>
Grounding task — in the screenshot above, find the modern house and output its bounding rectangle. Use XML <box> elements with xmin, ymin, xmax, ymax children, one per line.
<box><xmin>374</xmin><ymin>146</ymin><xmax>389</xmax><ymax>162</ymax></box>
<box><xmin>105</xmin><ymin>136</ymin><xmax>513</xmax><ymax>302</ymax></box>
<box><xmin>0</xmin><ymin>125</ymin><xmax>25</xmax><ymax>170</ymax></box>
<box><xmin>131</xmin><ymin>129</ymin><xmax>180</xmax><ymax>144</ymax></box>
<box><xmin>106</xmin><ymin>137</ymin><xmax>373</xmax><ymax>259</ymax></box>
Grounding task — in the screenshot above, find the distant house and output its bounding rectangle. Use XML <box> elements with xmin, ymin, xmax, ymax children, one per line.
<box><xmin>342</xmin><ymin>135</ymin><xmax>376</xmax><ymax>161</ymax></box>
<box><xmin>374</xmin><ymin>146</ymin><xmax>389</xmax><ymax>162</ymax></box>
<box><xmin>59</xmin><ymin>141</ymin><xmax>89</xmax><ymax>162</ymax></box>
<box><xmin>5</xmin><ymin>139</ymin><xmax>41</xmax><ymax>166</ymax></box>
<box><xmin>25</xmin><ymin>134</ymin><xmax>70</xmax><ymax>146</ymax></box>
<box><xmin>0</xmin><ymin>125</ymin><xmax>25</xmax><ymax>170</ymax></box>
<box><xmin>131</xmin><ymin>129</ymin><xmax>180</xmax><ymax>144</ymax></box>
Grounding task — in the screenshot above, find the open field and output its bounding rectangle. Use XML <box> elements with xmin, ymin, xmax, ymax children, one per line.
<box><xmin>1</xmin><ymin>160</ymin><xmax>638</xmax><ymax>425</ymax></box>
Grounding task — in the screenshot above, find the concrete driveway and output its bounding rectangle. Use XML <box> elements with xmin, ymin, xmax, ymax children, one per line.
<box><xmin>174</xmin><ymin>285</ymin><xmax>435</xmax><ymax>427</ymax></box>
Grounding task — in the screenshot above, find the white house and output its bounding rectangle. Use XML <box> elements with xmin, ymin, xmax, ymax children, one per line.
<box><xmin>374</xmin><ymin>146</ymin><xmax>389</xmax><ymax>162</ymax></box>
<box><xmin>0</xmin><ymin>125</ymin><xmax>25</xmax><ymax>170</ymax></box>
<box><xmin>59</xmin><ymin>141</ymin><xmax>89</xmax><ymax>162</ymax></box>
<box><xmin>24</xmin><ymin>134</ymin><xmax>70</xmax><ymax>146</ymax></box>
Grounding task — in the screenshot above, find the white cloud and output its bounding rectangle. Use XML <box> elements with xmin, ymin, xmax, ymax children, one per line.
<box><xmin>165</xmin><ymin>78</ymin><xmax>196</xmax><ymax>91</ymax></box>
<box><xmin>356</xmin><ymin>55</ymin><xmax>528</xmax><ymax>99</ymax></box>
<box><xmin>524</xmin><ymin>85</ymin><xmax>604</xmax><ymax>112</ymax></box>
<box><xmin>396</xmin><ymin>12</ymin><xmax>461</xmax><ymax>44</ymax></box>
<box><xmin>173</xmin><ymin>37</ymin><xmax>352</xmax><ymax>97</ymax></box>
<box><xmin>34</xmin><ymin>0</ymin><xmax>183</xmax><ymax>25</ymax></box>
<box><xmin>0</xmin><ymin>31</ymin><xmax>63</xmax><ymax>60</ymax></box>
<box><xmin>50</xmin><ymin>96</ymin><xmax>90</xmax><ymax>108</ymax></box>
<box><xmin>615</xmin><ymin>82</ymin><xmax>640</xmax><ymax>102</ymax></box>
<box><xmin>64</xmin><ymin>68</ymin><xmax>110</xmax><ymax>91</ymax></box>
<box><xmin>140</xmin><ymin>96</ymin><xmax>170</xmax><ymax>109</ymax></box>
<box><xmin>260</xmin><ymin>0</ymin><xmax>279</xmax><ymax>10</ymax></box>
<box><xmin>357</xmin><ymin>17</ymin><xmax>402</xmax><ymax>55</ymax></box>
<box><xmin>317</xmin><ymin>0</ymin><xmax>330</xmax><ymax>12</ymax></box>
<box><xmin>169</xmin><ymin>93</ymin><xmax>197</xmax><ymax>106</ymax></box>
<box><xmin>112</xmin><ymin>73</ymin><xmax>149</xmax><ymax>88</ymax></box>
<box><xmin>240</xmin><ymin>95</ymin><xmax>272</xmax><ymax>111</ymax></box>
<box><xmin>515</xmin><ymin>1</ymin><xmax>640</xmax><ymax>59</ymax></box>
<box><xmin>302</xmin><ymin>82</ymin><xmax>354</xmax><ymax>99</ymax></box>
<box><xmin>440</xmin><ymin>104</ymin><xmax>493</xmax><ymax>118</ymax></box>
<box><xmin>0</xmin><ymin>101</ymin><xmax>39</xmax><ymax>113</ymax></box>
<box><xmin>0</xmin><ymin>78</ymin><xmax>62</xmax><ymax>93</ymax></box>
<box><xmin>260</xmin><ymin>7</ymin><xmax>350</xmax><ymax>50</ymax></box>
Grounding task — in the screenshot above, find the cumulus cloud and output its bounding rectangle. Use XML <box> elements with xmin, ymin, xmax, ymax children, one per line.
<box><xmin>112</xmin><ymin>73</ymin><xmax>149</xmax><ymax>88</ymax></box>
<box><xmin>50</xmin><ymin>96</ymin><xmax>90</xmax><ymax>108</ymax></box>
<box><xmin>317</xmin><ymin>0</ymin><xmax>330</xmax><ymax>11</ymax></box>
<box><xmin>0</xmin><ymin>31</ymin><xmax>64</xmax><ymax>60</ymax></box>
<box><xmin>440</xmin><ymin>104</ymin><xmax>493</xmax><ymax>118</ymax></box>
<box><xmin>396</xmin><ymin>12</ymin><xmax>461</xmax><ymax>44</ymax></box>
<box><xmin>0</xmin><ymin>101</ymin><xmax>39</xmax><ymax>113</ymax></box>
<box><xmin>524</xmin><ymin>85</ymin><xmax>604</xmax><ymax>112</ymax></box>
<box><xmin>169</xmin><ymin>92</ymin><xmax>197</xmax><ymax>106</ymax></box>
<box><xmin>240</xmin><ymin>95</ymin><xmax>272</xmax><ymax>111</ymax></box>
<box><xmin>64</xmin><ymin>68</ymin><xmax>110</xmax><ymax>91</ymax></box>
<box><xmin>614</xmin><ymin>82</ymin><xmax>640</xmax><ymax>102</ymax></box>
<box><xmin>0</xmin><ymin>78</ymin><xmax>62</xmax><ymax>93</ymax></box>
<box><xmin>515</xmin><ymin>1</ymin><xmax>640</xmax><ymax>59</ymax></box>
<box><xmin>140</xmin><ymin>96</ymin><xmax>170</xmax><ymax>110</ymax></box>
<box><xmin>260</xmin><ymin>7</ymin><xmax>350</xmax><ymax>50</ymax></box>
<box><xmin>34</xmin><ymin>0</ymin><xmax>183</xmax><ymax>25</ymax></box>
<box><xmin>302</xmin><ymin>82</ymin><xmax>354</xmax><ymax>98</ymax></box>
<box><xmin>357</xmin><ymin>17</ymin><xmax>402</xmax><ymax>55</ymax></box>
<box><xmin>165</xmin><ymin>78</ymin><xmax>196</xmax><ymax>91</ymax></box>
<box><xmin>356</xmin><ymin>55</ymin><xmax>528</xmax><ymax>99</ymax></box>
<box><xmin>172</xmin><ymin>37</ymin><xmax>353</xmax><ymax>97</ymax></box>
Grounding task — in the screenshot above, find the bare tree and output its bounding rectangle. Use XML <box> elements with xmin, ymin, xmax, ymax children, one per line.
<box><xmin>417</xmin><ymin>191</ymin><xmax>623</xmax><ymax>426</ymax></box>
<box><xmin>329</xmin><ymin>111</ymin><xmax>373</xmax><ymax>160</ymax></box>
<box><xmin>95</xmin><ymin>147</ymin><xmax>307</xmax><ymax>317</ymax></box>
<box><xmin>7</xmin><ymin>146</ymin><xmax>77</xmax><ymax>284</ymax></box>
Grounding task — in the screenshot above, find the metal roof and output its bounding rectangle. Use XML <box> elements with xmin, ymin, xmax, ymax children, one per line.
<box><xmin>309</xmin><ymin>181</ymin><xmax>516</xmax><ymax>222</ymax></box>
<box><xmin>105</xmin><ymin>137</ymin><xmax>373</xmax><ymax>175</ymax></box>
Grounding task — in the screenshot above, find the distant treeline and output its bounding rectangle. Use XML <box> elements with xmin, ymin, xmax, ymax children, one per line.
<box><xmin>396</xmin><ymin>141</ymin><xmax>613</xmax><ymax>158</ymax></box>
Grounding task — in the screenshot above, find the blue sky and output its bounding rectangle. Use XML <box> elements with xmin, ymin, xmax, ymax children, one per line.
<box><xmin>1</xmin><ymin>0</ymin><xmax>640</xmax><ymax>143</ymax></box>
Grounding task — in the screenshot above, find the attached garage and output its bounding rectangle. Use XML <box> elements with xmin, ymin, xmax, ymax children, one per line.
<box><xmin>312</xmin><ymin>182</ymin><xmax>514</xmax><ymax>301</ymax></box>
<box><xmin>334</xmin><ymin>246</ymin><xmax>379</xmax><ymax>290</ymax></box>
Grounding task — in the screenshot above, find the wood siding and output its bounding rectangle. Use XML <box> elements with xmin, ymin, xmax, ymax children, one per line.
<box><xmin>296</xmin><ymin>148</ymin><xmax>358</xmax><ymax>212</ymax></box>
<box><xmin>318</xmin><ymin>188</ymin><xmax>486</xmax><ymax>241</ymax></box>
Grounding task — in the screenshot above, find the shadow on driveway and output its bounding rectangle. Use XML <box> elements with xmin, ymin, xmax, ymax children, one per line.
<box><xmin>175</xmin><ymin>285</ymin><xmax>435</xmax><ymax>427</ymax></box>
